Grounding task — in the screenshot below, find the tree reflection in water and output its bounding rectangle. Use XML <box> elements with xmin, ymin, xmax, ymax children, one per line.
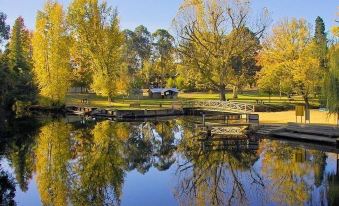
<box><xmin>1</xmin><ymin>116</ymin><xmax>339</xmax><ymax>205</ymax></box>
<box><xmin>174</xmin><ymin>123</ymin><xmax>337</xmax><ymax>206</ymax></box>
<box><xmin>174</xmin><ymin>130</ymin><xmax>262</xmax><ymax>206</ymax></box>
<box><xmin>33</xmin><ymin>119</ymin><xmax>180</xmax><ymax>205</ymax></box>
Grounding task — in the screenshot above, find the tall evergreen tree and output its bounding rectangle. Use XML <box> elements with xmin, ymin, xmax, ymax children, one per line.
<box><xmin>0</xmin><ymin>12</ymin><xmax>11</xmax><ymax>107</ymax></box>
<box><xmin>8</xmin><ymin>17</ymin><xmax>32</xmax><ymax>71</ymax></box>
<box><xmin>314</xmin><ymin>16</ymin><xmax>328</xmax><ymax>68</ymax></box>
<box><xmin>314</xmin><ymin>16</ymin><xmax>326</xmax><ymax>44</ymax></box>
<box><xmin>152</xmin><ymin>29</ymin><xmax>175</xmax><ymax>87</ymax></box>
<box><xmin>8</xmin><ymin>17</ymin><xmax>36</xmax><ymax>104</ymax></box>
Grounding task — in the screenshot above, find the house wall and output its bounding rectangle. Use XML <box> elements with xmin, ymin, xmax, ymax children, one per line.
<box><xmin>149</xmin><ymin>92</ymin><xmax>162</xmax><ymax>99</ymax></box>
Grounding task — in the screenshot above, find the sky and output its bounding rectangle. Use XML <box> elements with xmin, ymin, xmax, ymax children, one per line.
<box><xmin>0</xmin><ymin>0</ymin><xmax>338</xmax><ymax>33</ymax></box>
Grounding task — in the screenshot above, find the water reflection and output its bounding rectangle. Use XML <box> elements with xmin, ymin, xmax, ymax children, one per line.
<box><xmin>0</xmin><ymin>116</ymin><xmax>339</xmax><ymax>205</ymax></box>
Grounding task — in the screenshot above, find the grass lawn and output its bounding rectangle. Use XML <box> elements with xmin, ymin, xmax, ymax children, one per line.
<box><xmin>65</xmin><ymin>92</ymin><xmax>338</xmax><ymax>125</ymax></box>
<box><xmin>66</xmin><ymin>91</ymin><xmax>319</xmax><ymax>108</ymax></box>
<box><xmin>257</xmin><ymin>110</ymin><xmax>338</xmax><ymax>125</ymax></box>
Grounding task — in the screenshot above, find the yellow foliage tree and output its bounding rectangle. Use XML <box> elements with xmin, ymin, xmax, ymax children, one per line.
<box><xmin>258</xmin><ymin>18</ymin><xmax>323</xmax><ymax>109</ymax></box>
<box><xmin>32</xmin><ymin>1</ymin><xmax>71</xmax><ymax>105</ymax></box>
<box><xmin>68</xmin><ymin>0</ymin><xmax>124</xmax><ymax>101</ymax></box>
<box><xmin>174</xmin><ymin>0</ymin><xmax>269</xmax><ymax>100</ymax></box>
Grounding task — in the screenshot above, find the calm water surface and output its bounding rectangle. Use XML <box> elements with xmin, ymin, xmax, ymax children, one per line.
<box><xmin>0</xmin><ymin>115</ymin><xmax>338</xmax><ymax>206</ymax></box>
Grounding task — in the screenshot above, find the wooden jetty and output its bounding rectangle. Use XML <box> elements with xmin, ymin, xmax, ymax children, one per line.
<box><xmin>66</xmin><ymin>100</ymin><xmax>257</xmax><ymax>120</ymax></box>
<box><xmin>267</xmin><ymin>123</ymin><xmax>339</xmax><ymax>146</ymax></box>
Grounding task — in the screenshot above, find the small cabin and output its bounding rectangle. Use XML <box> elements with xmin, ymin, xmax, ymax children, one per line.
<box><xmin>148</xmin><ymin>88</ymin><xmax>179</xmax><ymax>99</ymax></box>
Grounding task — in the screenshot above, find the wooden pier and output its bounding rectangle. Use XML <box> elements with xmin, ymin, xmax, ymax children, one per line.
<box><xmin>265</xmin><ymin>123</ymin><xmax>339</xmax><ymax>146</ymax></box>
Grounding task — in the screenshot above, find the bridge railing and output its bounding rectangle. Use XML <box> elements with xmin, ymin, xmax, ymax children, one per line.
<box><xmin>183</xmin><ymin>100</ymin><xmax>255</xmax><ymax>113</ymax></box>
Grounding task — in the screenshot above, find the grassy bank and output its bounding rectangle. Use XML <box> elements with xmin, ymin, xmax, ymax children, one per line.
<box><xmin>66</xmin><ymin>92</ymin><xmax>319</xmax><ymax>108</ymax></box>
<box><xmin>65</xmin><ymin>92</ymin><xmax>338</xmax><ymax>125</ymax></box>
<box><xmin>257</xmin><ymin>110</ymin><xmax>338</xmax><ymax>125</ymax></box>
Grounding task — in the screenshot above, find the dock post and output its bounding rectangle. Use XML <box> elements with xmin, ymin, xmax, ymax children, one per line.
<box><xmin>207</xmin><ymin>127</ymin><xmax>211</xmax><ymax>137</ymax></box>
<box><xmin>202</xmin><ymin>113</ymin><xmax>206</xmax><ymax>127</ymax></box>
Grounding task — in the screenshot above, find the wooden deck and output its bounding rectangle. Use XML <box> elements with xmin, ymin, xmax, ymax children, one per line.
<box><xmin>270</xmin><ymin>123</ymin><xmax>339</xmax><ymax>145</ymax></box>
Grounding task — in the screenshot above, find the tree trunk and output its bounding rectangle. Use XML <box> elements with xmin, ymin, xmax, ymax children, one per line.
<box><xmin>303</xmin><ymin>95</ymin><xmax>310</xmax><ymax>123</ymax></box>
<box><xmin>232</xmin><ymin>86</ymin><xmax>238</xmax><ymax>99</ymax></box>
<box><xmin>303</xmin><ymin>95</ymin><xmax>310</xmax><ymax>111</ymax></box>
<box><xmin>219</xmin><ymin>85</ymin><xmax>226</xmax><ymax>101</ymax></box>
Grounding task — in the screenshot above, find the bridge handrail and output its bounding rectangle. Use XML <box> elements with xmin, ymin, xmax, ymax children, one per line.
<box><xmin>182</xmin><ymin>100</ymin><xmax>255</xmax><ymax>113</ymax></box>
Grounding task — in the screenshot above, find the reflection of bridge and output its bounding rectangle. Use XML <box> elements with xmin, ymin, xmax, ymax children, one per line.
<box><xmin>198</xmin><ymin>125</ymin><xmax>249</xmax><ymax>136</ymax></box>
<box><xmin>183</xmin><ymin>100</ymin><xmax>255</xmax><ymax>114</ymax></box>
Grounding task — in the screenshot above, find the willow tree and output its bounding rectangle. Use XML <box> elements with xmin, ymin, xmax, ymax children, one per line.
<box><xmin>323</xmin><ymin>45</ymin><xmax>339</xmax><ymax>124</ymax></box>
<box><xmin>68</xmin><ymin>0</ymin><xmax>124</xmax><ymax>101</ymax></box>
<box><xmin>32</xmin><ymin>1</ymin><xmax>71</xmax><ymax>105</ymax></box>
<box><xmin>174</xmin><ymin>0</ymin><xmax>269</xmax><ymax>100</ymax></box>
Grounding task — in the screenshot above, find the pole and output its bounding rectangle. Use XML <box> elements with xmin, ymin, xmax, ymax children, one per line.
<box><xmin>202</xmin><ymin>113</ymin><xmax>206</xmax><ymax>127</ymax></box>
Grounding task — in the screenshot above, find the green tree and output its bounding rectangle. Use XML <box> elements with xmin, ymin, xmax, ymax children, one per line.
<box><xmin>0</xmin><ymin>12</ymin><xmax>10</xmax><ymax>45</ymax></box>
<box><xmin>314</xmin><ymin>16</ymin><xmax>328</xmax><ymax>69</ymax></box>
<box><xmin>0</xmin><ymin>12</ymin><xmax>11</xmax><ymax>107</ymax></box>
<box><xmin>0</xmin><ymin>51</ymin><xmax>14</xmax><ymax>107</ymax></box>
<box><xmin>323</xmin><ymin>44</ymin><xmax>339</xmax><ymax>124</ymax></box>
<box><xmin>124</xmin><ymin>25</ymin><xmax>152</xmax><ymax>72</ymax></box>
<box><xmin>32</xmin><ymin>1</ymin><xmax>71</xmax><ymax>105</ymax></box>
<box><xmin>8</xmin><ymin>17</ymin><xmax>37</xmax><ymax>105</ymax></box>
<box><xmin>68</xmin><ymin>0</ymin><xmax>124</xmax><ymax>101</ymax></box>
<box><xmin>229</xmin><ymin>27</ymin><xmax>261</xmax><ymax>98</ymax></box>
<box><xmin>123</xmin><ymin>26</ymin><xmax>153</xmax><ymax>89</ymax></box>
<box><xmin>8</xmin><ymin>17</ymin><xmax>31</xmax><ymax>71</ymax></box>
<box><xmin>152</xmin><ymin>29</ymin><xmax>175</xmax><ymax>87</ymax></box>
<box><xmin>314</xmin><ymin>16</ymin><xmax>327</xmax><ymax>45</ymax></box>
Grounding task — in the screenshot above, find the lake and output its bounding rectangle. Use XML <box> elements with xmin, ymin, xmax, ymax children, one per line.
<box><xmin>0</xmin><ymin>115</ymin><xmax>338</xmax><ymax>206</ymax></box>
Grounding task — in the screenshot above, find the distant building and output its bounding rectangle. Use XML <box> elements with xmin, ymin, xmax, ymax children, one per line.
<box><xmin>148</xmin><ymin>88</ymin><xmax>179</xmax><ymax>99</ymax></box>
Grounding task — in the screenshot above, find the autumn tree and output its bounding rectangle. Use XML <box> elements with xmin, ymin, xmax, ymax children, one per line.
<box><xmin>68</xmin><ymin>0</ymin><xmax>124</xmax><ymax>101</ymax></box>
<box><xmin>174</xmin><ymin>0</ymin><xmax>268</xmax><ymax>100</ymax></box>
<box><xmin>69</xmin><ymin>36</ymin><xmax>92</xmax><ymax>93</ymax></box>
<box><xmin>32</xmin><ymin>1</ymin><xmax>71</xmax><ymax>105</ymax></box>
<box><xmin>257</xmin><ymin>18</ymin><xmax>323</xmax><ymax>109</ymax></box>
